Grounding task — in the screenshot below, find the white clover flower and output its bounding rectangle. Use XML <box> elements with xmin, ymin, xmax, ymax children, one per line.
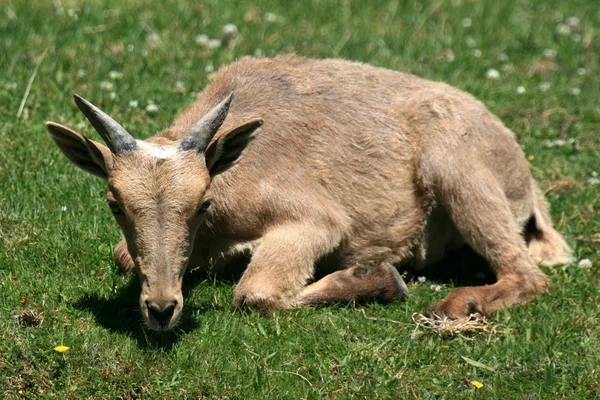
<box><xmin>472</xmin><ymin>49</ymin><xmax>482</xmax><ymax>58</ymax></box>
<box><xmin>571</xmin><ymin>33</ymin><xmax>581</xmax><ymax>42</ymax></box>
<box><xmin>5</xmin><ymin>82</ymin><xmax>17</xmax><ymax>90</ymax></box>
<box><xmin>556</xmin><ymin>23</ymin><xmax>571</xmax><ymax>36</ymax></box>
<box><xmin>566</xmin><ymin>16</ymin><xmax>580</xmax><ymax>30</ymax></box>
<box><xmin>254</xmin><ymin>48</ymin><xmax>264</xmax><ymax>57</ymax></box>
<box><xmin>588</xmin><ymin>177</ymin><xmax>600</xmax><ymax>185</ymax></box>
<box><xmin>128</xmin><ymin>100</ymin><xmax>139</xmax><ymax>108</ymax></box>
<box><xmin>264</xmin><ymin>12</ymin><xmax>277</xmax><ymax>23</ymax></box>
<box><xmin>552</xmin><ymin>11</ymin><xmax>563</xmax><ymax>22</ymax></box>
<box><xmin>577</xmin><ymin>67</ymin><xmax>586</xmax><ymax>76</ymax></box>
<box><xmin>108</xmin><ymin>71</ymin><xmax>123</xmax><ymax>80</ymax></box>
<box><xmin>417</xmin><ymin>276</ymin><xmax>426</xmax><ymax>283</ymax></box>
<box><xmin>145</xmin><ymin>103</ymin><xmax>158</xmax><ymax>113</ymax></box>
<box><xmin>542</xmin><ymin>138</ymin><xmax>576</xmax><ymax>148</ymax></box>
<box><xmin>146</xmin><ymin>32</ymin><xmax>160</xmax><ymax>44</ymax></box>
<box><xmin>175</xmin><ymin>81</ymin><xmax>185</xmax><ymax>93</ymax></box>
<box><xmin>516</xmin><ymin>86</ymin><xmax>526</xmax><ymax>94</ymax></box>
<box><xmin>591</xmin><ymin>171</ymin><xmax>598</xmax><ymax>178</ymax></box>
<box><xmin>502</xmin><ymin>64</ymin><xmax>515</xmax><ymax>73</ymax></box>
<box><xmin>100</xmin><ymin>81</ymin><xmax>114</xmax><ymax>90</ymax></box>
<box><xmin>442</xmin><ymin>36</ymin><xmax>453</xmax><ymax>46</ymax></box>
<box><xmin>444</xmin><ymin>51</ymin><xmax>456</xmax><ymax>62</ymax></box>
<box><xmin>430</xmin><ymin>284</ymin><xmax>441</xmax><ymax>292</ymax></box>
<box><xmin>109</xmin><ymin>91</ymin><xmax>117</xmax><ymax>99</ymax></box>
<box><xmin>67</xmin><ymin>8</ymin><xmax>79</xmax><ymax>19</ymax></box>
<box><xmin>61</xmin><ymin>206</ymin><xmax>68</xmax><ymax>212</ymax></box>
<box><xmin>462</xmin><ymin>17</ymin><xmax>472</xmax><ymax>27</ymax></box>
<box><xmin>539</xmin><ymin>82</ymin><xmax>552</xmax><ymax>91</ymax></box>
<box><xmin>465</xmin><ymin>36</ymin><xmax>476</xmax><ymax>48</ymax></box>
<box><xmin>486</xmin><ymin>68</ymin><xmax>500</xmax><ymax>79</ymax></box>
<box><xmin>75</xmin><ymin>121</ymin><xmax>86</xmax><ymax>130</ymax></box>
<box><xmin>570</xmin><ymin>88</ymin><xmax>581</xmax><ymax>96</ymax></box>
<box><xmin>205</xmin><ymin>64</ymin><xmax>214</xmax><ymax>73</ymax></box>
<box><xmin>578</xmin><ymin>259</ymin><xmax>592</xmax><ymax>269</ymax></box>
<box><xmin>498</xmin><ymin>52</ymin><xmax>509</xmax><ymax>62</ymax></box>
<box><xmin>542</xmin><ymin>48</ymin><xmax>556</xmax><ymax>59</ymax></box>
<box><xmin>195</xmin><ymin>34</ymin><xmax>210</xmax><ymax>46</ymax></box>
<box><xmin>207</xmin><ymin>38</ymin><xmax>222</xmax><ymax>49</ymax></box>
<box><xmin>127</xmin><ymin>44</ymin><xmax>134</xmax><ymax>52</ymax></box>
<box><xmin>223</xmin><ymin>23</ymin><xmax>238</xmax><ymax>36</ymax></box>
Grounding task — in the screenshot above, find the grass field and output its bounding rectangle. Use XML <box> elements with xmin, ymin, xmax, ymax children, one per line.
<box><xmin>1</xmin><ymin>0</ymin><xmax>599</xmax><ymax>398</ymax></box>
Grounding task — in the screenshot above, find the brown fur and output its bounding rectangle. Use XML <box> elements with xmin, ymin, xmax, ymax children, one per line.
<box><xmin>47</xmin><ymin>55</ymin><xmax>572</xmax><ymax>329</ymax></box>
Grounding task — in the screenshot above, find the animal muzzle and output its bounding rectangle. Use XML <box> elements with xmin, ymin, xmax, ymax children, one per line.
<box><xmin>140</xmin><ymin>290</ymin><xmax>184</xmax><ymax>330</ymax></box>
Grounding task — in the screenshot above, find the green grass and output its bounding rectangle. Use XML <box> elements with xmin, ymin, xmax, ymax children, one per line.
<box><xmin>1</xmin><ymin>0</ymin><xmax>599</xmax><ymax>398</ymax></box>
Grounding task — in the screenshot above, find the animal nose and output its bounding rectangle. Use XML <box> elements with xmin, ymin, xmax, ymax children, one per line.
<box><xmin>146</xmin><ymin>300</ymin><xmax>177</xmax><ymax>325</ymax></box>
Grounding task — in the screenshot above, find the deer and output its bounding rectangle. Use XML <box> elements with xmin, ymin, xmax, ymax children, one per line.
<box><xmin>47</xmin><ymin>55</ymin><xmax>572</xmax><ymax>330</ymax></box>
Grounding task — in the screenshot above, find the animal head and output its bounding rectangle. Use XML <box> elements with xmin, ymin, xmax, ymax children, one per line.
<box><xmin>47</xmin><ymin>94</ymin><xmax>262</xmax><ymax>330</ymax></box>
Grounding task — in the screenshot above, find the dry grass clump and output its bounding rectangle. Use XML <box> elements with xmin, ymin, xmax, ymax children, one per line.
<box><xmin>412</xmin><ymin>312</ymin><xmax>506</xmax><ymax>338</ymax></box>
<box><xmin>13</xmin><ymin>309</ymin><xmax>43</xmax><ymax>327</ymax></box>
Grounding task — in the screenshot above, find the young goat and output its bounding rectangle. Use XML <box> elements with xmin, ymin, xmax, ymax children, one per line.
<box><xmin>47</xmin><ymin>55</ymin><xmax>572</xmax><ymax>330</ymax></box>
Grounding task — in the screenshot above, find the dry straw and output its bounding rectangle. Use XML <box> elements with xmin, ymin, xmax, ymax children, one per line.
<box><xmin>412</xmin><ymin>312</ymin><xmax>506</xmax><ymax>339</ymax></box>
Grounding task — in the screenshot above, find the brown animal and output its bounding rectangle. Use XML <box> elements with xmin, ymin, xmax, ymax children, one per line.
<box><xmin>47</xmin><ymin>55</ymin><xmax>572</xmax><ymax>330</ymax></box>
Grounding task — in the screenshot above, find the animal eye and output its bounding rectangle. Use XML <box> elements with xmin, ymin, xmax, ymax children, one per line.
<box><xmin>197</xmin><ymin>199</ymin><xmax>212</xmax><ymax>215</ymax></box>
<box><xmin>107</xmin><ymin>200</ymin><xmax>122</xmax><ymax>215</ymax></box>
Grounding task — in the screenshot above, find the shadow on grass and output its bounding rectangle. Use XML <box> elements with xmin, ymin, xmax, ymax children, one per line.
<box><xmin>405</xmin><ymin>245</ymin><xmax>496</xmax><ymax>286</ymax></box>
<box><xmin>72</xmin><ymin>265</ymin><xmax>238</xmax><ymax>351</ymax></box>
<box><xmin>72</xmin><ymin>247</ymin><xmax>493</xmax><ymax>347</ymax></box>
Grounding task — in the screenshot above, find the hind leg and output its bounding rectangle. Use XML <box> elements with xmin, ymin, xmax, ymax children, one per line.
<box><xmin>526</xmin><ymin>182</ymin><xmax>573</xmax><ymax>266</ymax></box>
<box><xmin>422</xmin><ymin>156</ymin><xmax>550</xmax><ymax>318</ymax></box>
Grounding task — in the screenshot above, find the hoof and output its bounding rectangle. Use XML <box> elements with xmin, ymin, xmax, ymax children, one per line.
<box><xmin>378</xmin><ymin>262</ymin><xmax>409</xmax><ymax>302</ymax></box>
<box><xmin>425</xmin><ymin>287</ymin><xmax>482</xmax><ymax>319</ymax></box>
<box><xmin>233</xmin><ymin>288</ymin><xmax>289</xmax><ymax>315</ymax></box>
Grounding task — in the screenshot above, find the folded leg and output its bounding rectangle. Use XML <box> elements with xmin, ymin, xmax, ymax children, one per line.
<box><xmin>422</xmin><ymin>155</ymin><xmax>550</xmax><ymax>317</ymax></box>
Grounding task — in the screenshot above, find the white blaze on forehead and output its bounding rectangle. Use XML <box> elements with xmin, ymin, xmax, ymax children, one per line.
<box><xmin>137</xmin><ymin>141</ymin><xmax>179</xmax><ymax>159</ymax></box>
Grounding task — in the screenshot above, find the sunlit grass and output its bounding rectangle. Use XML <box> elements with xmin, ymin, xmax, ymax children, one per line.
<box><xmin>1</xmin><ymin>0</ymin><xmax>598</xmax><ymax>398</ymax></box>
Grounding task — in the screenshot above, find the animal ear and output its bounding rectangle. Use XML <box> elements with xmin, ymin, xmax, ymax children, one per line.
<box><xmin>204</xmin><ymin>118</ymin><xmax>263</xmax><ymax>177</ymax></box>
<box><xmin>46</xmin><ymin>121</ymin><xmax>113</xmax><ymax>179</ymax></box>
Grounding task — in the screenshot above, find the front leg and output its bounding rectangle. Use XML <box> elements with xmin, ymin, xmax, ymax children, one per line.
<box><xmin>233</xmin><ymin>223</ymin><xmax>343</xmax><ymax>313</ymax></box>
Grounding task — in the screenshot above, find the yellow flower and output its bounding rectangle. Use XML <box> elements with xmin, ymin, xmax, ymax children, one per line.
<box><xmin>471</xmin><ymin>380</ymin><xmax>483</xmax><ymax>389</ymax></box>
<box><xmin>527</xmin><ymin>155</ymin><xmax>535</xmax><ymax>161</ymax></box>
<box><xmin>54</xmin><ymin>345</ymin><xmax>70</xmax><ymax>353</ymax></box>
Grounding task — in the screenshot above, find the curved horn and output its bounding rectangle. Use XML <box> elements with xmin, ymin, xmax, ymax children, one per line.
<box><xmin>73</xmin><ymin>94</ymin><xmax>137</xmax><ymax>154</ymax></box>
<box><xmin>180</xmin><ymin>92</ymin><xmax>234</xmax><ymax>152</ymax></box>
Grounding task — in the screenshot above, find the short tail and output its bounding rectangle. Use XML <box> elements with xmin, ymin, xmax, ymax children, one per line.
<box><xmin>525</xmin><ymin>181</ymin><xmax>573</xmax><ymax>266</ymax></box>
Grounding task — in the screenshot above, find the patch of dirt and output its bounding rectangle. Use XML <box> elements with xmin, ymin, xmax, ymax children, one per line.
<box><xmin>7</xmin><ymin>363</ymin><xmax>52</xmax><ymax>397</ymax></box>
<box><xmin>13</xmin><ymin>309</ymin><xmax>43</xmax><ymax>327</ymax></box>
<box><xmin>529</xmin><ymin>60</ymin><xmax>559</xmax><ymax>74</ymax></box>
